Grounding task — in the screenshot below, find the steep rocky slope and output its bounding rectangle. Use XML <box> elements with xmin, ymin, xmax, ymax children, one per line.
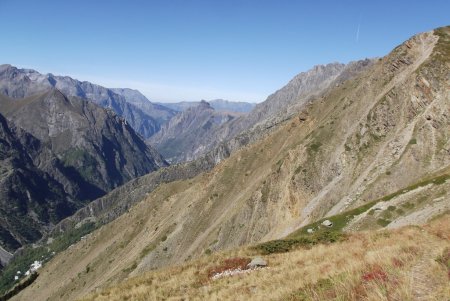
<box><xmin>149</xmin><ymin>101</ymin><xmax>242</xmax><ymax>162</ymax></box>
<box><xmin>0</xmin><ymin>66</ymin><xmax>176</xmax><ymax>138</ymax></box>
<box><xmin>11</xmin><ymin>27</ymin><xmax>449</xmax><ymax>301</ymax></box>
<box><xmin>0</xmin><ymin>113</ymin><xmax>72</xmax><ymax>251</ymax></box>
<box><xmin>0</xmin><ymin>90</ymin><xmax>167</xmax><ymax>251</ymax></box>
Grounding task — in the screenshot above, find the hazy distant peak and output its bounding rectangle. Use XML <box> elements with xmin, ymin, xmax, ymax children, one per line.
<box><xmin>198</xmin><ymin>99</ymin><xmax>212</xmax><ymax>107</ymax></box>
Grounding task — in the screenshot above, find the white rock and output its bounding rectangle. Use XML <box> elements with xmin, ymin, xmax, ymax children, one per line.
<box><xmin>30</xmin><ymin>260</ymin><xmax>42</xmax><ymax>272</ymax></box>
<box><xmin>247</xmin><ymin>257</ymin><xmax>267</xmax><ymax>268</ymax></box>
<box><xmin>307</xmin><ymin>228</ymin><xmax>314</xmax><ymax>233</ymax></box>
<box><xmin>321</xmin><ymin>220</ymin><xmax>333</xmax><ymax>227</ymax></box>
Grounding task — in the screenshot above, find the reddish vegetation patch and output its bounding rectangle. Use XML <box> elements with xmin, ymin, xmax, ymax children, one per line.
<box><xmin>361</xmin><ymin>265</ymin><xmax>388</xmax><ymax>282</ymax></box>
<box><xmin>353</xmin><ymin>265</ymin><xmax>390</xmax><ymax>299</ymax></box>
<box><xmin>207</xmin><ymin>257</ymin><xmax>251</xmax><ymax>278</ymax></box>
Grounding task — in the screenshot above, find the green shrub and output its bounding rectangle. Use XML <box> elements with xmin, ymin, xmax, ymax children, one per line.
<box><xmin>0</xmin><ymin>222</ymin><xmax>96</xmax><ymax>294</ymax></box>
<box><xmin>140</xmin><ymin>243</ymin><xmax>156</xmax><ymax>259</ymax></box>
<box><xmin>122</xmin><ymin>261</ymin><xmax>137</xmax><ymax>274</ymax></box>
<box><xmin>308</xmin><ymin>142</ymin><xmax>322</xmax><ymax>152</ymax></box>
<box><xmin>0</xmin><ymin>272</ymin><xmax>38</xmax><ymax>300</ymax></box>
<box><xmin>377</xmin><ymin>219</ymin><xmax>391</xmax><ymax>227</ymax></box>
<box><xmin>396</xmin><ymin>208</ymin><xmax>405</xmax><ymax>215</ymax></box>
<box><xmin>402</xmin><ymin>202</ymin><xmax>414</xmax><ymax>209</ymax></box>
<box><xmin>255</xmin><ymin>231</ymin><xmax>344</xmax><ymax>254</ymax></box>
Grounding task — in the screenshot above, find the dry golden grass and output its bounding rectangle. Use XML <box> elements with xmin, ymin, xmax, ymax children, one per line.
<box><xmin>81</xmin><ymin>214</ymin><xmax>450</xmax><ymax>301</ymax></box>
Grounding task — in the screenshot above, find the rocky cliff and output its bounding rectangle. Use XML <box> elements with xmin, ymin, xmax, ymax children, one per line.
<box><xmin>0</xmin><ymin>89</ymin><xmax>168</xmax><ymax>251</ymax></box>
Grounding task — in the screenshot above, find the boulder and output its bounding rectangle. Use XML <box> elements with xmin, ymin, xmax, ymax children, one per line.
<box><xmin>307</xmin><ymin>228</ymin><xmax>314</xmax><ymax>234</ymax></box>
<box><xmin>247</xmin><ymin>257</ymin><xmax>267</xmax><ymax>269</ymax></box>
<box><xmin>321</xmin><ymin>220</ymin><xmax>333</xmax><ymax>227</ymax></box>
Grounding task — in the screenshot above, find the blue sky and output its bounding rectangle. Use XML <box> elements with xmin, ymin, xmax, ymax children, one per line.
<box><xmin>0</xmin><ymin>0</ymin><xmax>448</xmax><ymax>102</ymax></box>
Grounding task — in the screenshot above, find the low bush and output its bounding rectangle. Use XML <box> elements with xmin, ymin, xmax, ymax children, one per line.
<box><xmin>255</xmin><ymin>231</ymin><xmax>344</xmax><ymax>254</ymax></box>
<box><xmin>376</xmin><ymin>218</ymin><xmax>391</xmax><ymax>227</ymax></box>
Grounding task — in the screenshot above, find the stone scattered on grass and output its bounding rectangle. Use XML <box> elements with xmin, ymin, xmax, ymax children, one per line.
<box><xmin>247</xmin><ymin>257</ymin><xmax>267</xmax><ymax>268</ymax></box>
<box><xmin>322</xmin><ymin>220</ymin><xmax>333</xmax><ymax>227</ymax></box>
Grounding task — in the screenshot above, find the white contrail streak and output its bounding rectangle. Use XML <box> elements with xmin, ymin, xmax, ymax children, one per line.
<box><xmin>356</xmin><ymin>14</ymin><xmax>362</xmax><ymax>43</ymax></box>
<box><xmin>356</xmin><ymin>22</ymin><xmax>360</xmax><ymax>42</ymax></box>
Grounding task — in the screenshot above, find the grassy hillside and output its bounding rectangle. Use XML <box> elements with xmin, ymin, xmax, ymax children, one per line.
<box><xmin>82</xmin><ymin>214</ymin><xmax>450</xmax><ymax>301</ymax></box>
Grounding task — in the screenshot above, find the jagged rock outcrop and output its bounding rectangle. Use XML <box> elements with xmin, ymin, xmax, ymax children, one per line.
<box><xmin>0</xmin><ymin>66</ymin><xmax>176</xmax><ymax>138</ymax></box>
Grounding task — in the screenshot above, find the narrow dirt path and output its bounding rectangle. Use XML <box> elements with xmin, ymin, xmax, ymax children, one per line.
<box><xmin>409</xmin><ymin>234</ymin><xmax>447</xmax><ymax>300</ymax></box>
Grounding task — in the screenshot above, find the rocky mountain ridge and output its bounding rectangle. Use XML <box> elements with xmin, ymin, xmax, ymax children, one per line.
<box><xmin>151</xmin><ymin>60</ymin><xmax>374</xmax><ymax>163</ymax></box>
<box><xmin>158</xmin><ymin>99</ymin><xmax>256</xmax><ymax>113</ymax></box>
<box><xmin>0</xmin><ymin>65</ymin><xmax>176</xmax><ymax>138</ymax></box>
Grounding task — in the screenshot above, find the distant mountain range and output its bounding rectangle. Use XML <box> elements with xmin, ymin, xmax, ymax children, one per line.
<box><xmin>158</xmin><ymin>99</ymin><xmax>256</xmax><ymax>113</ymax></box>
<box><xmin>149</xmin><ymin>100</ymin><xmax>242</xmax><ymax>162</ymax></box>
<box><xmin>0</xmin><ymin>65</ymin><xmax>177</xmax><ymax>139</ymax></box>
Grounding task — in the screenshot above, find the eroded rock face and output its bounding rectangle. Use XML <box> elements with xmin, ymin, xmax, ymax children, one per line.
<box><xmin>0</xmin><ymin>90</ymin><xmax>168</xmax><ymax>251</ymax></box>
